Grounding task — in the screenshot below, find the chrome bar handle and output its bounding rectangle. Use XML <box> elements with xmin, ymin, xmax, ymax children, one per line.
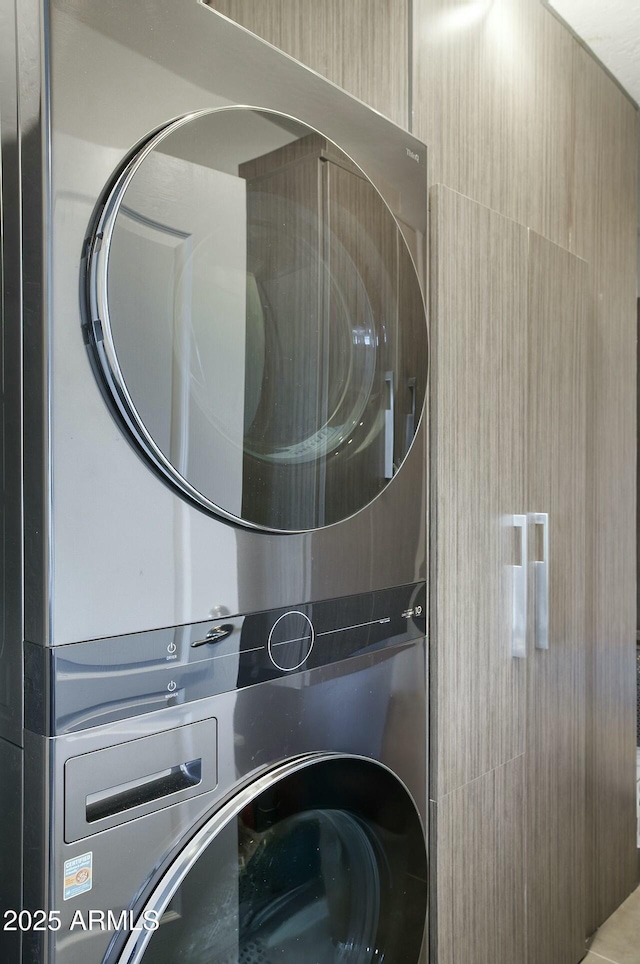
<box><xmin>86</xmin><ymin>760</ymin><xmax>202</xmax><ymax>823</ymax></box>
<box><xmin>384</xmin><ymin>371</ymin><xmax>394</xmax><ymax>479</ymax></box>
<box><xmin>511</xmin><ymin>514</ymin><xmax>527</xmax><ymax>658</ymax></box>
<box><xmin>531</xmin><ymin>512</ymin><xmax>549</xmax><ymax>650</ymax></box>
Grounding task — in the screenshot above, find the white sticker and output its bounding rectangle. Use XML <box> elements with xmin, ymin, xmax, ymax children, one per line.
<box><xmin>63</xmin><ymin>852</ymin><xmax>93</xmax><ymax>901</ymax></box>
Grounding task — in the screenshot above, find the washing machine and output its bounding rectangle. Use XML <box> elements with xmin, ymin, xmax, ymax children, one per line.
<box><xmin>22</xmin><ymin>584</ymin><xmax>427</xmax><ymax>963</ymax></box>
<box><xmin>0</xmin><ymin>0</ymin><xmax>429</xmax><ymax>960</ymax></box>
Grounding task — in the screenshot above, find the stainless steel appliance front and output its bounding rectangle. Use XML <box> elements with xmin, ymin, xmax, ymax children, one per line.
<box><xmin>23</xmin><ymin>634</ymin><xmax>428</xmax><ymax>964</ymax></box>
<box><xmin>0</xmin><ymin>3</ymin><xmax>430</xmax><ymax>961</ymax></box>
<box><xmin>3</xmin><ymin>0</ymin><xmax>428</xmax><ymax>653</ymax></box>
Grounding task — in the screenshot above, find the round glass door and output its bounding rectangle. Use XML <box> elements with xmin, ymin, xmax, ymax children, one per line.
<box><xmin>87</xmin><ymin>108</ymin><xmax>428</xmax><ymax>531</ymax></box>
<box><xmin>115</xmin><ymin>756</ymin><xmax>427</xmax><ymax>964</ymax></box>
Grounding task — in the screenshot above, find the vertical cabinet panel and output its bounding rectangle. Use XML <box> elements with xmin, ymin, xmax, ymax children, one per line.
<box><xmin>526</xmin><ymin>232</ymin><xmax>587</xmax><ymax>964</ymax></box>
<box><xmin>430</xmin><ymin>185</ymin><xmax>527</xmax><ymax>798</ymax></box>
<box><xmin>430</xmin><ymin>185</ymin><xmax>527</xmax><ymax>963</ymax></box>
<box><xmin>571</xmin><ymin>44</ymin><xmax>638</xmax><ymax>933</ymax></box>
<box><xmin>431</xmin><ymin>188</ymin><xmax>590</xmax><ymax>963</ymax></box>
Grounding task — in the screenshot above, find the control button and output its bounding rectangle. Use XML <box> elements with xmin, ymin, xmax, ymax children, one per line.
<box><xmin>167</xmin><ymin>642</ymin><xmax>177</xmax><ymax>655</ymax></box>
<box><xmin>167</xmin><ymin>680</ymin><xmax>177</xmax><ymax>693</ymax></box>
<box><xmin>268</xmin><ymin>611</ymin><xmax>314</xmax><ymax>672</ymax></box>
<box><xmin>407</xmin><ymin>583</ymin><xmax>427</xmax><ymax>634</ymax></box>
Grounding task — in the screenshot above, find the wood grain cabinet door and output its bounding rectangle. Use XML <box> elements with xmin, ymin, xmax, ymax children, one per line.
<box><xmin>430</xmin><ymin>186</ymin><xmax>528</xmax><ymax>799</ymax></box>
<box><xmin>429</xmin><ymin>185</ymin><xmax>528</xmax><ymax>964</ymax></box>
<box><xmin>430</xmin><ymin>189</ymin><xmax>588</xmax><ymax>964</ymax></box>
<box><xmin>525</xmin><ymin>232</ymin><xmax>587</xmax><ymax>964</ymax></box>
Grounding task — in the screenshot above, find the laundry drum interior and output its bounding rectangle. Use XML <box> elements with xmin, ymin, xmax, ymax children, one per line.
<box><xmin>114</xmin><ymin>756</ymin><xmax>428</xmax><ymax>964</ymax></box>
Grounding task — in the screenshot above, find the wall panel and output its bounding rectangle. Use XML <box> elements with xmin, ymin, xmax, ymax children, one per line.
<box><xmin>209</xmin><ymin>0</ymin><xmax>409</xmax><ymax>127</ymax></box>
<box><xmin>571</xmin><ymin>44</ymin><xmax>638</xmax><ymax>932</ymax></box>
<box><xmin>415</xmin><ymin>0</ymin><xmax>638</xmax><ymax>940</ymax></box>
<box><xmin>413</xmin><ymin>0</ymin><xmax>575</xmax><ymax>248</ymax></box>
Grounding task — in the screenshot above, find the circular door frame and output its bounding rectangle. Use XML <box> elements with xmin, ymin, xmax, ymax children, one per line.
<box><xmin>108</xmin><ymin>751</ymin><xmax>427</xmax><ymax>964</ymax></box>
<box><xmin>85</xmin><ymin>105</ymin><xmax>429</xmax><ymax>535</ymax></box>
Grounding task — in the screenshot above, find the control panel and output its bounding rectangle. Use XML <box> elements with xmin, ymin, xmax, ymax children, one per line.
<box><xmin>25</xmin><ymin>582</ymin><xmax>425</xmax><ymax>735</ymax></box>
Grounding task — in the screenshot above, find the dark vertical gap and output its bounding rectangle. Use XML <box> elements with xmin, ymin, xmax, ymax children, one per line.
<box><xmin>0</xmin><ymin>0</ymin><xmax>26</xmax><ymax>748</ymax></box>
<box><xmin>427</xmin><ymin>188</ymin><xmax>438</xmax><ymax>964</ymax></box>
<box><xmin>636</xmin><ymin>297</ymin><xmax>639</xmax><ymax>640</ymax></box>
<box><xmin>636</xmin><ymin>297</ymin><xmax>639</xmax><ymax>762</ymax></box>
<box><xmin>636</xmin><ymin>298</ymin><xmax>640</xmax><ymax>881</ymax></box>
<box><xmin>407</xmin><ymin>0</ymin><xmax>414</xmax><ymax>133</ymax></box>
<box><xmin>428</xmin><ymin>798</ymin><xmax>438</xmax><ymax>963</ymax></box>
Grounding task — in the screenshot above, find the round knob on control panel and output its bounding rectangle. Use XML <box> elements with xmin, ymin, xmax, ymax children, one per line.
<box><xmin>268</xmin><ymin>611</ymin><xmax>315</xmax><ymax>672</ymax></box>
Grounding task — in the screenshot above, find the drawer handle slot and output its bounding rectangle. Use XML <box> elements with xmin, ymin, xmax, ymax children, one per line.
<box><xmin>85</xmin><ymin>759</ymin><xmax>202</xmax><ymax>823</ymax></box>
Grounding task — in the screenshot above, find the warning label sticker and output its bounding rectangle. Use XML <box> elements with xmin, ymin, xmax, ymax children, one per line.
<box><xmin>63</xmin><ymin>852</ymin><xmax>93</xmax><ymax>901</ymax></box>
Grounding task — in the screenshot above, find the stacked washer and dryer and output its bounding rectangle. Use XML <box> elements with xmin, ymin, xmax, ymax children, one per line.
<box><xmin>0</xmin><ymin>2</ymin><xmax>430</xmax><ymax>962</ymax></box>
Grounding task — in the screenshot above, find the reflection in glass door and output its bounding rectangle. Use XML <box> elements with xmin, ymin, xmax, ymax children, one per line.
<box><xmin>114</xmin><ymin>757</ymin><xmax>427</xmax><ymax>964</ymax></box>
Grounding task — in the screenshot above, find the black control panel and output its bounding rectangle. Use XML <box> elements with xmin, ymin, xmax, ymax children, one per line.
<box><xmin>25</xmin><ymin>582</ymin><xmax>426</xmax><ymax>735</ymax></box>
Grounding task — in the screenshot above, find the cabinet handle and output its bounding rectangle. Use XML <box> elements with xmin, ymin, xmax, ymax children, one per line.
<box><xmin>531</xmin><ymin>512</ymin><xmax>549</xmax><ymax>650</ymax></box>
<box><xmin>405</xmin><ymin>376</ymin><xmax>417</xmax><ymax>453</ymax></box>
<box><xmin>384</xmin><ymin>371</ymin><xmax>394</xmax><ymax>479</ymax></box>
<box><xmin>511</xmin><ymin>514</ymin><xmax>527</xmax><ymax>659</ymax></box>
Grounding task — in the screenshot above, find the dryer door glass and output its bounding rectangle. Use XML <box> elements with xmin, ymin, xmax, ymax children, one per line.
<box><xmin>88</xmin><ymin>108</ymin><xmax>427</xmax><ymax>531</ymax></box>
<box><xmin>116</xmin><ymin>757</ymin><xmax>427</xmax><ymax>963</ymax></box>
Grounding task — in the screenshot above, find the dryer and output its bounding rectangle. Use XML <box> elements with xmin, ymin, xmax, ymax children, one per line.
<box><xmin>2</xmin><ymin>0</ymin><xmax>428</xmax><ymax>661</ymax></box>
<box><xmin>0</xmin><ymin>1</ymin><xmax>429</xmax><ymax>961</ymax></box>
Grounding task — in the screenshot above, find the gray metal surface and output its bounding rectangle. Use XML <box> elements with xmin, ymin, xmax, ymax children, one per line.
<box><xmin>8</xmin><ymin>0</ymin><xmax>428</xmax><ymax>647</ymax></box>
<box><xmin>25</xmin><ymin>583</ymin><xmax>425</xmax><ymax>736</ymax></box>
<box><xmin>2</xmin><ymin>4</ymin><xmax>431</xmax><ymax>960</ymax></box>
<box><xmin>23</xmin><ymin>639</ymin><xmax>427</xmax><ymax>963</ymax></box>
<box><xmin>0</xmin><ymin>0</ymin><xmax>25</xmax><ymax>747</ymax></box>
<box><xmin>64</xmin><ymin>718</ymin><xmax>218</xmax><ymax>842</ymax></box>
<box><xmin>0</xmin><ymin>738</ymin><xmax>23</xmax><ymax>962</ymax></box>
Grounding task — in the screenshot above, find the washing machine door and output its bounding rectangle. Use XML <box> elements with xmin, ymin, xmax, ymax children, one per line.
<box><xmin>112</xmin><ymin>755</ymin><xmax>427</xmax><ymax>964</ymax></box>
<box><xmin>86</xmin><ymin>107</ymin><xmax>428</xmax><ymax>531</ymax></box>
